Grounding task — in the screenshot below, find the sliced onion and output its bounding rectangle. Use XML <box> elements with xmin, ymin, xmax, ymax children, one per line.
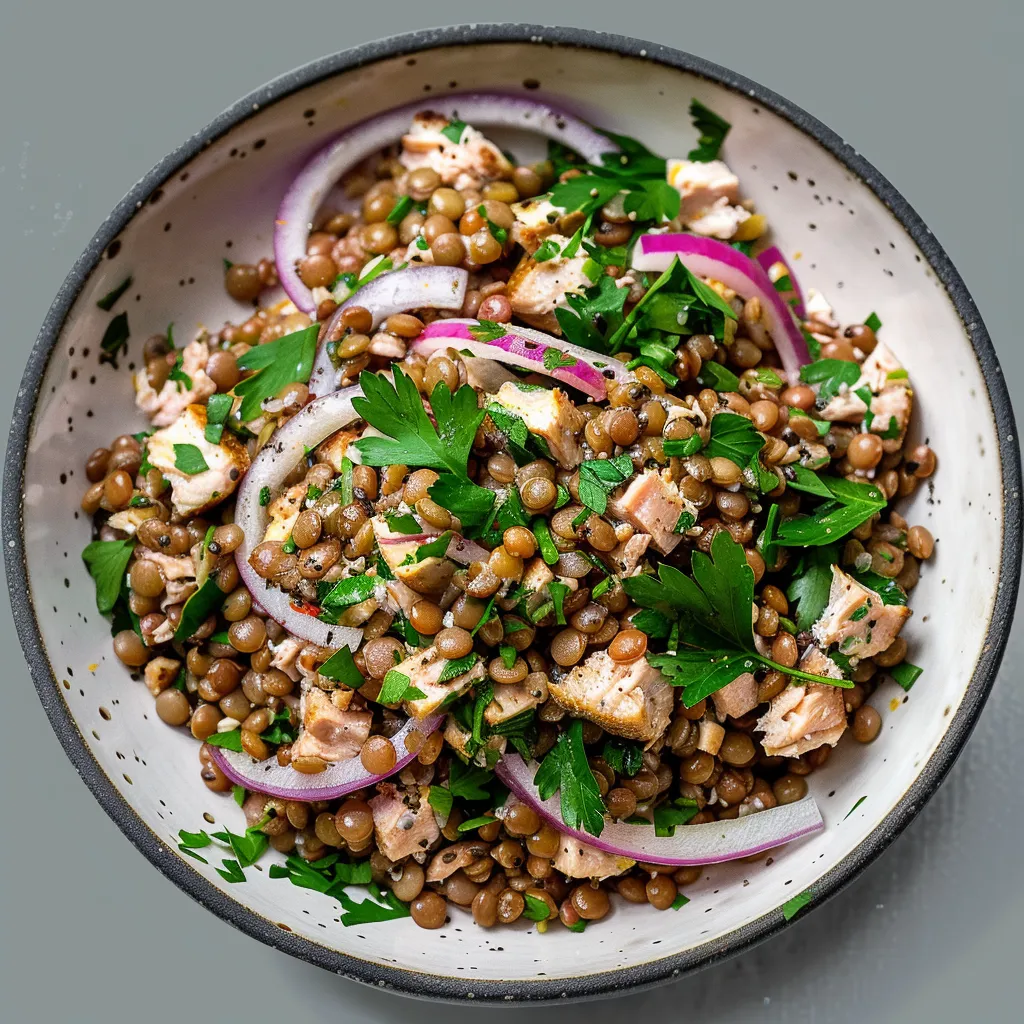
<box><xmin>211</xmin><ymin>713</ymin><xmax>443</xmax><ymax>800</ymax></box>
<box><xmin>234</xmin><ymin>386</ymin><xmax>365</xmax><ymax>648</ymax></box>
<box><xmin>757</xmin><ymin>245</ymin><xmax>806</xmax><ymax>319</ymax></box>
<box><xmin>632</xmin><ymin>233</ymin><xmax>812</xmax><ymax>377</ymax></box>
<box><xmin>276</xmin><ymin>93</ymin><xmax>615</xmax><ymax>312</ymax></box>
<box><xmin>377</xmin><ymin>526</ymin><xmax>491</xmax><ymax>566</ymax></box>
<box><xmin>411</xmin><ymin>319</ymin><xmax>631</xmax><ymax>401</ymax></box>
<box><xmin>495</xmin><ymin>754</ymin><xmax>823</xmax><ymax>866</ymax></box>
<box><xmin>309</xmin><ymin>267</ymin><xmax>468</xmax><ymax>396</ymax></box>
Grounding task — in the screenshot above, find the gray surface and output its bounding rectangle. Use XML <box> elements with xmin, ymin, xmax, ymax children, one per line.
<box><xmin>0</xmin><ymin>1</ymin><xmax>1020</xmax><ymax>1021</ymax></box>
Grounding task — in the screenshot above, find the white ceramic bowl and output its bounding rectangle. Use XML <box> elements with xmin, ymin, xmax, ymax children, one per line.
<box><xmin>5</xmin><ymin>25</ymin><xmax>1020</xmax><ymax>1003</ymax></box>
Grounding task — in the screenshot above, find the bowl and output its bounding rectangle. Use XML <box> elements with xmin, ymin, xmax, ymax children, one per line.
<box><xmin>5</xmin><ymin>23</ymin><xmax>1020</xmax><ymax>1003</ymax></box>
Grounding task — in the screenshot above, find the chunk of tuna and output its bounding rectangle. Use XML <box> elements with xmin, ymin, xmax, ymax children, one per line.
<box><xmin>608</xmin><ymin>469</ymin><xmax>687</xmax><ymax>555</ymax></box>
<box><xmin>396</xmin><ymin>646</ymin><xmax>487</xmax><ymax>719</ymax></box>
<box><xmin>443</xmin><ymin>715</ymin><xmax>506</xmax><ymax>765</ymax></box>
<box><xmin>869</xmin><ymin>386</ymin><xmax>912</xmax><ymax>452</ymax></box>
<box><xmin>314</xmin><ymin>424</ymin><xmax>362</xmax><ymax>473</ymax></box>
<box><xmin>371</xmin><ymin>514</ymin><xmax>422</xmax><ymax>571</ymax></box>
<box><xmin>506</xmin><ymin>242</ymin><xmax>592</xmax><ymax>334</ymax></box>
<box><xmin>711</xmin><ymin>671</ymin><xmax>758</xmax><ymax>720</ymax></box>
<box><xmin>398</xmin><ymin>111</ymin><xmax>513</xmax><ymax>190</ymax></box>
<box><xmin>134</xmin><ymin>340</ymin><xmax>216</xmax><ymax>427</ymax></box>
<box><xmin>859</xmin><ymin>344</ymin><xmax>906</xmax><ymax>392</ymax></box>
<box><xmin>599</xmin><ymin>532</ymin><xmax>651</xmax><ymax>575</ymax></box>
<box><xmin>107</xmin><ymin>505</ymin><xmax>161</xmax><ymax>536</ymax></box>
<box><xmin>552</xmin><ymin>832</ymin><xmax>634</xmax><ymax>879</ymax></box>
<box><xmin>520</xmin><ymin>557</ymin><xmax>578</xmax><ymax>618</ymax></box>
<box><xmin>548</xmin><ymin>650</ymin><xmax>672</xmax><ymax>742</ymax></box>
<box><xmin>756</xmin><ymin>653</ymin><xmax>847</xmax><ymax>758</ymax></box>
<box><xmin>289</xmin><ymin>687</ymin><xmax>372</xmax><ymax>763</ymax></box>
<box><xmin>484</xmin><ymin>682</ymin><xmax>542</xmax><ymax>726</ymax></box>
<box><xmin>697</xmin><ymin>717</ymin><xmax>725</xmax><ymax>755</ymax></box>
<box><xmin>491</xmin><ymin>381</ymin><xmax>585</xmax><ymax>469</ymax></box>
<box><xmin>146</xmin><ymin>405</ymin><xmax>250</xmax><ymax>517</ymax></box>
<box><xmin>812</xmin><ymin>566</ymin><xmax>910</xmax><ymax>659</ymax></box>
<box><xmin>143</xmin><ymin>656</ymin><xmax>181</xmax><ymax>696</ymax></box>
<box><xmin>263</xmin><ymin>481</ymin><xmax>308</xmax><ymax>544</ymax></box>
<box><xmin>667</xmin><ymin>158</ymin><xmax>741</xmax><ymax>221</ymax></box>
<box><xmin>686</xmin><ymin>197</ymin><xmax>752</xmax><ymax>239</ymax></box>
<box><xmin>136</xmin><ymin>548</ymin><xmax>194</xmax><ymax>581</ymax></box>
<box><xmin>269</xmin><ymin>636</ymin><xmax>305</xmax><ymax>681</ymax></box>
<box><xmin>509</xmin><ymin>196</ymin><xmax>560</xmax><ymax>253</ymax></box>
<box><xmin>369</xmin><ymin>783</ymin><xmax>440</xmax><ymax>861</ymax></box>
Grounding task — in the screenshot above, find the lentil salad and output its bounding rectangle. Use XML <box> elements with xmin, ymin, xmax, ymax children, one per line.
<box><xmin>81</xmin><ymin>94</ymin><xmax>936</xmax><ymax>932</ymax></box>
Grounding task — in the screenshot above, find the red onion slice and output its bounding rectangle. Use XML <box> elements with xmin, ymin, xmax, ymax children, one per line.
<box><xmin>234</xmin><ymin>386</ymin><xmax>365</xmax><ymax>648</ymax></box>
<box><xmin>276</xmin><ymin>93</ymin><xmax>616</xmax><ymax>311</ymax></box>
<box><xmin>757</xmin><ymin>244</ymin><xmax>806</xmax><ymax>319</ymax></box>
<box><xmin>211</xmin><ymin>713</ymin><xmax>443</xmax><ymax>800</ymax></box>
<box><xmin>377</xmin><ymin>525</ymin><xmax>491</xmax><ymax>566</ymax></box>
<box><xmin>495</xmin><ymin>754</ymin><xmax>823</xmax><ymax>866</ymax></box>
<box><xmin>412</xmin><ymin>319</ymin><xmax>630</xmax><ymax>401</ymax></box>
<box><xmin>633</xmin><ymin>233</ymin><xmax>812</xmax><ymax>377</ymax></box>
<box><xmin>309</xmin><ymin>267</ymin><xmax>468</xmax><ymax>396</ymax></box>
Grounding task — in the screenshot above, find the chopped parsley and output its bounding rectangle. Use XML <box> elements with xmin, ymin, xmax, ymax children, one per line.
<box><xmin>703</xmin><ymin>412</ymin><xmax>764</xmax><ymax>466</ymax></box>
<box><xmin>438</xmin><ymin>652</ymin><xmax>480</xmax><ymax>684</ymax></box>
<box><xmin>601</xmin><ymin>737</ymin><xmax>643</xmax><ymax>777</ymax></box>
<box><xmin>522</xmin><ymin>892</ymin><xmax>551</xmax><ymax>922</ymax></box>
<box><xmin>234</xmin><ymin>323</ymin><xmax>319</xmax><ymax>421</ymax></box>
<box><xmin>317</xmin><ymin>645</ymin><xmax>364</xmax><ymax>688</ymax></box>
<box><xmin>82</xmin><ymin>539</ymin><xmax>135</xmax><ymax>615</ymax></box>
<box><xmin>773</xmin><ymin>466</ymin><xmax>887</xmax><ymax>547</ymax></box>
<box><xmin>687</xmin><ymin>99</ymin><xmax>731</xmax><ymax>162</ymax></box>
<box><xmin>864</xmin><ymin>311</ymin><xmax>882</xmax><ymax>333</ymax></box>
<box><xmin>99</xmin><ymin>311</ymin><xmax>130</xmax><ymax>364</ymax></box>
<box><xmin>386</xmin><ymin>194</ymin><xmax>414</xmax><ymax>225</ymax></box>
<box><xmin>317</xmin><ymin>574</ymin><xmax>379</xmax><ymax>622</ymax></box>
<box><xmin>96</xmin><ymin>275</ymin><xmax>133</xmax><ymax>311</ymax></box>
<box><xmin>204</xmin><ymin>392</ymin><xmax>233</xmax><ymax>444</ymax></box>
<box><xmin>377</xmin><ymin>669</ymin><xmax>426</xmax><ymax>705</ymax></box>
<box><xmin>173</xmin><ymin>443</ymin><xmax>209</xmax><ymax>475</ymax></box>
<box><xmin>799</xmin><ymin>358</ymin><xmax>861</xmax><ymax>404</ymax></box>
<box><xmin>577</xmin><ymin>453</ymin><xmax>634</xmax><ymax>515</ymax></box>
<box><xmin>534</xmin><ymin>719</ymin><xmax>606</xmax><ymax>837</ymax></box>
<box><xmin>890</xmin><ymin>661</ymin><xmax>923</xmax><ymax>691</ymax></box>
<box><xmin>781</xmin><ymin>889</ymin><xmax>814</xmax><ymax>921</ymax></box>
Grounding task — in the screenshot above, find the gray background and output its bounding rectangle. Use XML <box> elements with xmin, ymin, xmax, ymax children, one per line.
<box><xmin>1</xmin><ymin>1</ymin><xmax>1020</xmax><ymax>1021</ymax></box>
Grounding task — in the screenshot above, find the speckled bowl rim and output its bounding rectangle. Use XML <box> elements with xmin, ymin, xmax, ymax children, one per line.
<box><xmin>4</xmin><ymin>22</ymin><xmax>1020</xmax><ymax>1005</ymax></box>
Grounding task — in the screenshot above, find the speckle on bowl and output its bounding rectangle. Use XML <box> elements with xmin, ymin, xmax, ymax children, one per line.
<box><xmin>3</xmin><ymin>24</ymin><xmax>1019</xmax><ymax>1004</ymax></box>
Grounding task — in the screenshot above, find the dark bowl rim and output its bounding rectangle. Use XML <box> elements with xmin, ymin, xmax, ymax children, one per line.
<box><xmin>4</xmin><ymin>22</ymin><xmax>1021</xmax><ymax>1005</ymax></box>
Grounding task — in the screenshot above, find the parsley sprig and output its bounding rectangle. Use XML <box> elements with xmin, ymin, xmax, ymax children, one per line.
<box><xmin>534</xmin><ymin>719</ymin><xmax>607</xmax><ymax>837</ymax></box>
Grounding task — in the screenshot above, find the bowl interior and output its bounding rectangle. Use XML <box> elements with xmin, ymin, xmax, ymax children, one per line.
<box><xmin>13</xmin><ymin>36</ymin><xmax>1009</xmax><ymax>995</ymax></box>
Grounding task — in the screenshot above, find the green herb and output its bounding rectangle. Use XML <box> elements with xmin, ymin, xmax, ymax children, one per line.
<box><xmin>630</xmin><ymin>532</ymin><xmax>850</xmax><ymax>705</ymax></box>
<box><xmin>281</xmin><ymin>536</ymin><xmax>297</xmax><ymax>555</ymax></box>
<box><xmin>99</xmin><ymin>311</ymin><xmax>130</xmax><ymax>363</ymax></box>
<box><xmin>216</xmin><ymin>859</ymin><xmax>247</xmax><ymax>884</ymax></box>
<box><xmin>799</xmin><ymin>358</ymin><xmax>861</xmax><ymax>404</ymax></box>
<box><xmin>469</xmin><ymin>319</ymin><xmax>508</xmax><ymax>343</ymax></box>
<box><xmin>205</xmin><ymin>727</ymin><xmax>243</xmax><ymax>752</ymax></box>
<box><xmin>890</xmin><ymin>661</ymin><xmax>922</xmax><ymax>691</ymax></box>
<box><xmin>427</xmin><ymin>785</ymin><xmax>454</xmax><ymax>819</ymax></box>
<box><xmin>534</xmin><ymin>719</ymin><xmax>606</xmax><ymax>837</ymax></box>
<box><xmin>269</xmin><ymin>852</ymin><xmax>373</xmax><ymax>901</ymax></box>
<box><xmin>687</xmin><ymin>99</ymin><xmax>731</xmax><ymax>162</ymax></box>
<box><xmin>670</xmin><ymin>893</ymin><xmax>690</xmax><ymax>911</ymax></box>
<box><xmin>704</xmin><ymin>412</ymin><xmax>764</xmax><ymax>467</ymax></box>
<box><xmin>786</xmin><ymin>543</ymin><xmax>841</xmax><ymax>630</ymax></box>
<box><xmin>775</xmin><ymin>466</ymin><xmax>887</xmax><ymax>547</ymax></box>
<box><xmin>211</xmin><ymin>817</ymin><xmax>270</xmax><ymax>868</ymax></box>
<box><xmin>317</xmin><ymin>574</ymin><xmax>378</xmax><ymax>621</ymax></box>
<box><xmin>532</xmin><ymin>237</ymin><xmax>561</xmax><ymax>262</ymax></box>
<box><xmin>470</xmin><ymin>594</ymin><xmax>498</xmax><ymax>637</ymax></box>
<box><xmin>428</xmin><ymin>474</ymin><xmax>496</xmax><ymax>534</ymax></box>
<box><xmin>384</xmin><ymin>512</ymin><xmax>422</xmax><ymax>534</ymax></box>
<box><xmin>542</xmin><ymin>348</ymin><xmax>578</xmax><ymax>371</ymax></box>
<box><xmin>555</xmin><ymin>275</ymin><xmax>629</xmax><ymax>352</ymax></box>
<box><xmin>522</xmin><ymin>893</ymin><xmax>551</xmax><ymax>922</ymax></box>
<box><xmin>208</xmin><ymin>630</ymin><xmax>231</xmax><ymax>645</ymax></box>
<box><xmin>177</xmin><ymin>828</ymin><xmax>212</xmax><ymax>862</ymax></box>
<box><xmin>864</xmin><ymin>312</ymin><xmax>882</xmax><ymax>333</ymax></box>
<box><xmin>476</xmin><ymin>204</ymin><xmax>508</xmax><ymax>244</ymax></box>
<box><xmin>204</xmin><ymin>392</ymin><xmax>233</xmax><ymax>444</ymax></box>
<box><xmin>167</xmin><ymin>347</ymin><xmax>192</xmax><ymax>392</ymax></box>
<box><xmin>447</xmin><ymin>758</ymin><xmax>494</xmax><ymax>802</ymax></box>
<box><xmin>258</xmin><ymin>486</ymin><xmax>271</xmax><ymax>507</ymax></box>
<box><xmin>653</xmin><ymin>797</ymin><xmax>700</xmax><ymax>836</ymax></box>
<box><xmin>471</xmin><ymin>681</ymin><xmax>494</xmax><ymax>745</ymax></box>
<box><xmin>844</xmin><ymin>795</ymin><xmax>867</xmax><ymax>820</ymax></box>
<box><xmin>172</xmin><ymin>576</ymin><xmax>224</xmax><ymax>643</ymax></box>
<box><xmin>548</xmin><ymin>580</ymin><xmax>570</xmax><ymax>625</ymax></box>
<box><xmin>354</xmin><ymin>368</ymin><xmax>485</xmax><ymax>477</ymax></box>
<box><xmin>441</xmin><ymin>119</ymin><xmax>468</xmax><ymax>143</ymax></box>
<box><xmin>781</xmin><ymin>890</ymin><xmax>813</xmax><ymax>921</ymax></box>
<box><xmin>338</xmin><ymin>888</ymin><xmax>411</xmax><ymax>926</ymax></box>
<box><xmin>96</xmin><ymin>275</ymin><xmax>133</xmax><ymax>311</ymax></box>
<box><xmin>82</xmin><ymin>539</ymin><xmax>135</xmax><ymax>615</ymax></box>
<box><xmin>318</xmin><ymin>646</ymin><xmax>365</xmax><ymax>688</ymax></box>
<box><xmin>414</xmin><ymin>531</ymin><xmax>452</xmax><ymax>562</ymax></box>
<box><xmin>663</xmin><ymin>434</ymin><xmax>704</xmax><ymax>458</ymax></box>
<box><xmin>232</xmin><ymin>784</ymin><xmax>247</xmax><ymax>806</ymax></box>
<box><xmin>458</xmin><ymin>814</ymin><xmax>497</xmax><ymax>833</ymax></box>
<box><xmin>378</xmin><ymin>669</ymin><xmax>426</xmax><ymax>705</ymax></box>
<box><xmin>223</xmin><ymin>258</ymin><xmax>234</xmax><ymax>270</ymax></box>
<box><xmin>601</xmin><ymin>737</ymin><xmax>643</xmax><ymax>777</ymax></box>
<box><xmin>438</xmin><ymin>652</ymin><xmax>480</xmax><ymax>684</ymax></box>
<box><xmin>695</xmin><ymin>361</ymin><xmax>740</xmax><ymax>392</ymax></box>
<box><xmin>234</xmin><ymin>323</ymin><xmax>318</xmax><ymax>421</ymax></box>
<box><xmin>532</xmin><ymin>517</ymin><xmax>561</xmax><ymax>566</ymax></box>
<box><xmin>802</xmin><ymin>327</ymin><xmax>822</xmax><ymax>360</ymax></box>
<box><xmin>386</xmin><ymin>194</ymin><xmax>414</xmax><ymax>224</ymax></box>
<box><xmin>173</xmin><ymin>443</ymin><xmax>209</xmax><ymax>475</ymax></box>
<box><xmin>672</xmin><ymin>511</ymin><xmax>697</xmax><ymax>535</ymax></box>
<box><xmin>754</xmin><ymin>367</ymin><xmax>785</xmax><ymax>389</ymax></box>
<box><xmin>499</xmin><ymin>645</ymin><xmax>517</xmax><ymax>670</ymax></box>
<box><xmin>852</xmin><ymin>570</ymin><xmax>907</xmax><ymax>606</ymax></box>
<box><xmin>773</xmin><ymin>274</ymin><xmax>794</xmax><ymax>293</ymax></box>
<box><xmin>577</xmin><ymin>453</ymin><xmax>634</xmax><ymax>515</ymax></box>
